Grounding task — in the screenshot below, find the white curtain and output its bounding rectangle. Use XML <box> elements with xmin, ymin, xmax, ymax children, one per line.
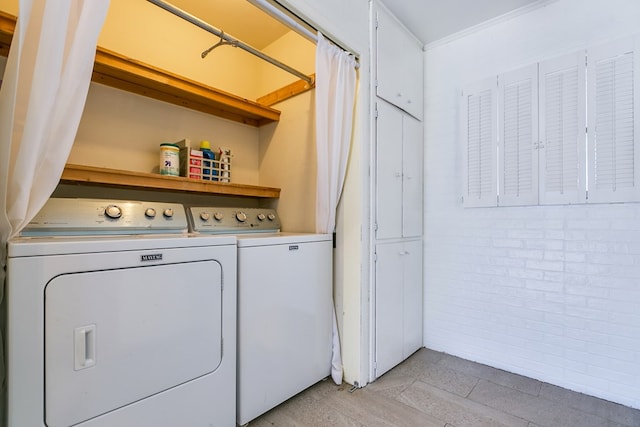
<box><xmin>315</xmin><ymin>32</ymin><xmax>357</xmax><ymax>385</ymax></box>
<box><xmin>0</xmin><ymin>0</ymin><xmax>110</xmax><ymax>412</ymax></box>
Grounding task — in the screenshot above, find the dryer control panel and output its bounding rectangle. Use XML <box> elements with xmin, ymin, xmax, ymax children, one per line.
<box><xmin>21</xmin><ymin>198</ymin><xmax>188</xmax><ymax>236</ymax></box>
<box><xmin>188</xmin><ymin>207</ymin><xmax>280</xmax><ymax>234</ymax></box>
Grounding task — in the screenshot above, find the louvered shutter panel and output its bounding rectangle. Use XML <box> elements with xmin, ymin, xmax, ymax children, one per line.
<box><xmin>498</xmin><ymin>64</ymin><xmax>539</xmax><ymax>206</ymax></box>
<box><xmin>587</xmin><ymin>37</ymin><xmax>640</xmax><ymax>203</ymax></box>
<box><xmin>539</xmin><ymin>52</ymin><xmax>587</xmax><ymax>205</ymax></box>
<box><xmin>461</xmin><ymin>78</ymin><xmax>497</xmax><ymax>207</ymax></box>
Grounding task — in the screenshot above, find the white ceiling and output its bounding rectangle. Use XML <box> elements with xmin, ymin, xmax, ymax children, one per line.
<box><xmin>381</xmin><ymin>0</ymin><xmax>543</xmax><ymax>45</ymax></box>
<box><xmin>163</xmin><ymin>0</ymin><xmax>543</xmax><ymax>48</ymax></box>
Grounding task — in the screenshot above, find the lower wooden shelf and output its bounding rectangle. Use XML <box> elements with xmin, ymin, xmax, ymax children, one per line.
<box><xmin>60</xmin><ymin>164</ymin><xmax>281</xmax><ymax>198</ymax></box>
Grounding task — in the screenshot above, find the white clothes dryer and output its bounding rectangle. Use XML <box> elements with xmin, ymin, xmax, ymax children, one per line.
<box><xmin>188</xmin><ymin>207</ymin><xmax>333</xmax><ymax>426</ymax></box>
<box><xmin>6</xmin><ymin>198</ymin><xmax>237</xmax><ymax>427</ymax></box>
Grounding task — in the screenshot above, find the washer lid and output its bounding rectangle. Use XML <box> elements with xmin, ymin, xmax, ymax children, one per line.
<box><xmin>235</xmin><ymin>232</ymin><xmax>332</xmax><ymax>247</ymax></box>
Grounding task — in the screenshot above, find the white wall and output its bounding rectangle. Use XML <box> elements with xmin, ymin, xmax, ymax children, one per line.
<box><xmin>1</xmin><ymin>0</ymin><xmax>16</xmax><ymax>15</ymax></box>
<box><xmin>257</xmin><ymin>91</ymin><xmax>316</xmax><ymax>232</ymax></box>
<box><xmin>257</xmin><ymin>31</ymin><xmax>315</xmax><ymax>93</ymax></box>
<box><xmin>424</xmin><ymin>0</ymin><xmax>640</xmax><ymax>408</ymax></box>
<box><xmin>71</xmin><ymin>84</ymin><xmax>261</xmax><ymax>184</ymax></box>
<box><xmin>257</xmin><ymin>31</ymin><xmax>316</xmax><ymax>232</ymax></box>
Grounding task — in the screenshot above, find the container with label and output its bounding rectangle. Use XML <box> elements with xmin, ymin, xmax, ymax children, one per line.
<box><xmin>159</xmin><ymin>143</ymin><xmax>180</xmax><ymax>176</ymax></box>
<box><xmin>200</xmin><ymin>140</ymin><xmax>217</xmax><ymax>181</ymax></box>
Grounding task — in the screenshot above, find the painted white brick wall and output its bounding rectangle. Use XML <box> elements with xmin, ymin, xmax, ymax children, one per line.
<box><xmin>424</xmin><ymin>0</ymin><xmax>640</xmax><ymax>409</ymax></box>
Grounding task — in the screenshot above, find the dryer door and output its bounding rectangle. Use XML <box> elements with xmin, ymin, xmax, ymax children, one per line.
<box><xmin>45</xmin><ymin>260</ymin><xmax>222</xmax><ymax>427</ymax></box>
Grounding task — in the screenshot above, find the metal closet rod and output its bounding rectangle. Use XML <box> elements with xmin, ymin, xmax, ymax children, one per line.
<box><xmin>248</xmin><ymin>0</ymin><xmax>359</xmax><ymax>68</ymax></box>
<box><xmin>248</xmin><ymin>0</ymin><xmax>317</xmax><ymax>44</ymax></box>
<box><xmin>146</xmin><ymin>0</ymin><xmax>314</xmax><ymax>85</ymax></box>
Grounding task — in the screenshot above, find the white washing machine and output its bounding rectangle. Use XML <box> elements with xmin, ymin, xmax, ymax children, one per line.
<box><xmin>6</xmin><ymin>198</ymin><xmax>237</xmax><ymax>427</ymax></box>
<box><xmin>187</xmin><ymin>207</ymin><xmax>333</xmax><ymax>426</ymax></box>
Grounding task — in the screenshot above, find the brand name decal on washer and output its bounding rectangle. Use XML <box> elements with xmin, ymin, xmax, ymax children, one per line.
<box><xmin>141</xmin><ymin>253</ymin><xmax>163</xmax><ymax>262</ymax></box>
<box><xmin>289</xmin><ymin>245</ymin><xmax>299</xmax><ymax>251</ymax></box>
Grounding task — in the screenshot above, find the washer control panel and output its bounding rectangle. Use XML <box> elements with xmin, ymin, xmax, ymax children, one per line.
<box><xmin>21</xmin><ymin>198</ymin><xmax>188</xmax><ymax>236</ymax></box>
<box><xmin>188</xmin><ymin>207</ymin><xmax>280</xmax><ymax>234</ymax></box>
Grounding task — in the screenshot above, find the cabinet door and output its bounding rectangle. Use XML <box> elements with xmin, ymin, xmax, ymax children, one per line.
<box><xmin>403</xmin><ymin>240</ymin><xmax>423</xmax><ymax>357</ymax></box>
<box><xmin>376</xmin><ymin>5</ymin><xmax>423</xmax><ymax>119</ymax></box>
<box><xmin>374</xmin><ymin>242</ymin><xmax>404</xmax><ymax>377</ymax></box>
<box><xmin>376</xmin><ymin>101</ymin><xmax>403</xmax><ymax>240</ymax></box>
<box><xmin>402</xmin><ymin>115</ymin><xmax>423</xmax><ymax>237</ymax></box>
<box><xmin>376</xmin><ymin>101</ymin><xmax>424</xmax><ymax>240</ymax></box>
<box><xmin>374</xmin><ymin>240</ymin><xmax>424</xmax><ymax>378</ymax></box>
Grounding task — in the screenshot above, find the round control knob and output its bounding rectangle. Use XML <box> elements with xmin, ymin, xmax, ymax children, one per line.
<box><xmin>214</xmin><ymin>212</ymin><xmax>224</xmax><ymax>221</ymax></box>
<box><xmin>145</xmin><ymin>208</ymin><xmax>156</xmax><ymax>218</ymax></box>
<box><xmin>104</xmin><ymin>205</ymin><xmax>122</xmax><ymax>219</ymax></box>
<box><xmin>235</xmin><ymin>211</ymin><xmax>247</xmax><ymax>222</ymax></box>
<box><xmin>163</xmin><ymin>208</ymin><xmax>174</xmax><ymax>218</ymax></box>
<box><xmin>257</xmin><ymin>213</ymin><xmax>266</xmax><ymax>221</ymax></box>
<box><xmin>267</xmin><ymin>213</ymin><xmax>276</xmax><ymax>221</ymax></box>
<box><xmin>200</xmin><ymin>212</ymin><xmax>211</xmax><ymax>221</ymax></box>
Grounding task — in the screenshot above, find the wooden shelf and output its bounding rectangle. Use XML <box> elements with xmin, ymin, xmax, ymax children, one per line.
<box><xmin>0</xmin><ymin>12</ymin><xmax>281</xmax><ymax>127</ymax></box>
<box><xmin>0</xmin><ymin>11</ymin><xmax>14</xmax><ymax>57</ymax></box>
<box><xmin>92</xmin><ymin>48</ymin><xmax>280</xmax><ymax>126</ymax></box>
<box><xmin>61</xmin><ymin>164</ymin><xmax>281</xmax><ymax>199</ymax></box>
<box><xmin>257</xmin><ymin>73</ymin><xmax>316</xmax><ymax>107</ymax></box>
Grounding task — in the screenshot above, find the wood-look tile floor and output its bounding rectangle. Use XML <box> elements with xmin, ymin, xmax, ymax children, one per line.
<box><xmin>248</xmin><ymin>348</ymin><xmax>640</xmax><ymax>427</ymax></box>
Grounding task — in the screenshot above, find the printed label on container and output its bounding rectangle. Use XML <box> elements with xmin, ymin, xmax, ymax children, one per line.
<box><xmin>160</xmin><ymin>144</ymin><xmax>180</xmax><ymax>176</ymax></box>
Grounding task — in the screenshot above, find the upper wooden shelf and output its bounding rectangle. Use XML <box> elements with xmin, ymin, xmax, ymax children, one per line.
<box><xmin>61</xmin><ymin>164</ymin><xmax>281</xmax><ymax>198</ymax></box>
<box><xmin>92</xmin><ymin>48</ymin><xmax>280</xmax><ymax>126</ymax></box>
<box><xmin>0</xmin><ymin>11</ymin><xmax>13</xmax><ymax>57</ymax></box>
<box><xmin>0</xmin><ymin>12</ymin><xmax>281</xmax><ymax>127</ymax></box>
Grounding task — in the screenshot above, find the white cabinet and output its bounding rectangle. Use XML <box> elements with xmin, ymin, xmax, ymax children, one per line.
<box><xmin>376</xmin><ymin>100</ymin><xmax>423</xmax><ymax>240</ymax></box>
<box><xmin>374</xmin><ymin>240</ymin><xmax>423</xmax><ymax>377</ymax></box>
<box><xmin>372</xmin><ymin>0</ymin><xmax>424</xmax><ymax>383</ymax></box>
<box><xmin>375</xmin><ymin>4</ymin><xmax>423</xmax><ymax>119</ymax></box>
